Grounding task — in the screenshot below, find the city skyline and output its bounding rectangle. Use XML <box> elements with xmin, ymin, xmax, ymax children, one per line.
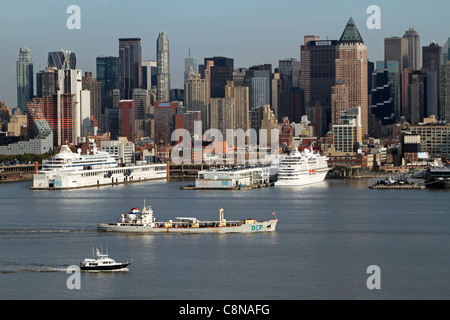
<box><xmin>1</xmin><ymin>0</ymin><xmax>450</xmax><ymax>108</ymax></box>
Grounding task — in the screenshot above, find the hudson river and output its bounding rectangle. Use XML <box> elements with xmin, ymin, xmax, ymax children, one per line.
<box><xmin>1</xmin><ymin>178</ymin><xmax>449</xmax><ymax>299</ymax></box>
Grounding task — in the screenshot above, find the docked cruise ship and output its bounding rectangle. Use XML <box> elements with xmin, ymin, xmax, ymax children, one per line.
<box><xmin>32</xmin><ymin>140</ymin><xmax>167</xmax><ymax>190</ymax></box>
<box><xmin>274</xmin><ymin>148</ymin><xmax>329</xmax><ymax>186</ymax></box>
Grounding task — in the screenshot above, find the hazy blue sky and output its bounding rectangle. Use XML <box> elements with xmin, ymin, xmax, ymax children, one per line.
<box><xmin>1</xmin><ymin>0</ymin><xmax>449</xmax><ymax>108</ymax></box>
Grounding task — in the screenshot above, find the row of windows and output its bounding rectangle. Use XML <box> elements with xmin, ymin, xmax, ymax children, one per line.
<box><xmin>77</xmin><ymin>166</ymin><xmax>165</xmax><ymax>178</ymax></box>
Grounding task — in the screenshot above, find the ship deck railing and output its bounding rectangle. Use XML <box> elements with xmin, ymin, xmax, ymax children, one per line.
<box><xmin>111</xmin><ymin>220</ymin><xmax>250</xmax><ymax>228</ymax></box>
<box><xmin>156</xmin><ymin>220</ymin><xmax>246</xmax><ymax>228</ymax></box>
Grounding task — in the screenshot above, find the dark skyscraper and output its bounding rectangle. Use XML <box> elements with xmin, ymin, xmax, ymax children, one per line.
<box><xmin>96</xmin><ymin>56</ymin><xmax>120</xmax><ymax>112</ymax></box>
<box><xmin>203</xmin><ymin>57</ymin><xmax>234</xmax><ymax>98</ymax></box>
<box><xmin>423</xmin><ymin>42</ymin><xmax>442</xmax><ymax>118</ymax></box>
<box><xmin>119</xmin><ymin>38</ymin><xmax>142</xmax><ymax>100</ymax></box>
<box><xmin>36</xmin><ymin>67</ymin><xmax>58</xmax><ymax>98</ymax></box>
<box><xmin>16</xmin><ymin>47</ymin><xmax>34</xmax><ymax>113</ymax></box>
<box><xmin>279</xmin><ymin>87</ymin><xmax>305</xmax><ymax>123</ymax></box>
<box><xmin>308</xmin><ymin>40</ymin><xmax>339</xmax><ymax>136</ymax></box>
<box><xmin>371</xmin><ymin>67</ymin><xmax>395</xmax><ymax>125</ymax></box>
<box><xmin>276</xmin><ymin>58</ymin><xmax>300</xmax><ymax>92</ymax></box>
<box><xmin>48</xmin><ymin>51</ymin><xmax>76</xmax><ymax>69</ymax></box>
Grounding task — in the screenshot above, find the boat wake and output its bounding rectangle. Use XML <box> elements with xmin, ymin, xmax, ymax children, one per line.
<box><xmin>0</xmin><ymin>262</ymin><xmax>68</xmax><ymax>274</ymax></box>
<box><xmin>0</xmin><ymin>228</ymin><xmax>95</xmax><ymax>235</ymax></box>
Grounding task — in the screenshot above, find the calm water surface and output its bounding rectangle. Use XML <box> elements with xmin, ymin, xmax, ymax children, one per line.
<box><xmin>0</xmin><ymin>178</ymin><xmax>449</xmax><ymax>299</ymax></box>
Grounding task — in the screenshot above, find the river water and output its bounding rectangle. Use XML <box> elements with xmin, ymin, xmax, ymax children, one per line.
<box><xmin>0</xmin><ymin>178</ymin><xmax>449</xmax><ymax>300</ymax></box>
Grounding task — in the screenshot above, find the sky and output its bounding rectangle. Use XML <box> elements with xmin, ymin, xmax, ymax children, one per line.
<box><xmin>1</xmin><ymin>0</ymin><xmax>449</xmax><ymax>108</ymax></box>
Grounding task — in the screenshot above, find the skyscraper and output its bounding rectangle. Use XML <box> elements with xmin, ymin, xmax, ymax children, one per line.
<box><xmin>403</xmin><ymin>27</ymin><xmax>421</xmax><ymax>70</ymax></box>
<box><xmin>371</xmin><ymin>65</ymin><xmax>395</xmax><ymax>125</ymax></box>
<box><xmin>119</xmin><ymin>38</ymin><xmax>142</xmax><ymax>100</ymax></box>
<box><xmin>157</xmin><ymin>31</ymin><xmax>170</xmax><ymax>102</ymax></box>
<box><xmin>225</xmin><ymin>80</ymin><xmax>250</xmax><ymax>132</ymax></box>
<box><xmin>48</xmin><ymin>51</ymin><xmax>76</xmax><ymax>69</ymax></box>
<box><xmin>244</xmin><ymin>68</ymin><xmax>271</xmax><ymax>109</ymax></box>
<box><xmin>308</xmin><ymin>39</ymin><xmax>339</xmax><ymax>135</ymax></box>
<box><xmin>210</xmin><ymin>97</ymin><xmax>234</xmax><ymax>138</ymax></box>
<box><xmin>184</xmin><ymin>48</ymin><xmax>197</xmax><ymax>81</ymax></box>
<box><xmin>26</xmin><ymin>94</ymin><xmax>75</xmax><ymax>148</ymax></box>
<box><xmin>142</xmin><ymin>60</ymin><xmax>157</xmax><ymax>91</ymax></box>
<box><xmin>423</xmin><ymin>42</ymin><xmax>442</xmax><ymax>118</ymax></box>
<box><xmin>333</xmin><ymin>106</ymin><xmax>362</xmax><ymax>153</ymax></box>
<box><xmin>96</xmin><ymin>56</ymin><xmax>120</xmax><ymax>111</ymax></box>
<box><xmin>331</xmin><ymin>79</ymin><xmax>349</xmax><ymax>124</ymax></box>
<box><xmin>442</xmin><ymin>37</ymin><xmax>450</xmax><ymax>63</ymax></box>
<box><xmin>384</xmin><ymin>37</ymin><xmax>408</xmax><ymax>71</ymax></box>
<box><xmin>335</xmin><ymin>17</ymin><xmax>369</xmax><ymax>136</ymax></box>
<box><xmin>210</xmin><ymin>81</ymin><xmax>250</xmax><ymax>139</ymax></box>
<box><xmin>277</xmin><ymin>58</ymin><xmax>300</xmax><ymax>92</ymax></box>
<box><xmin>154</xmin><ymin>102</ymin><xmax>179</xmax><ymax>145</ymax></box>
<box><xmin>60</xmin><ymin>68</ymin><xmax>91</xmax><ymax>141</ymax></box>
<box><xmin>279</xmin><ymin>87</ymin><xmax>304</xmax><ymax>124</ymax></box>
<box><xmin>16</xmin><ymin>47</ymin><xmax>34</xmax><ymax>113</ymax></box>
<box><xmin>441</xmin><ymin>61</ymin><xmax>450</xmax><ymax>121</ymax></box>
<box><xmin>184</xmin><ymin>73</ymin><xmax>209</xmax><ymax>130</ymax></box>
<box><xmin>118</xmin><ymin>100</ymin><xmax>135</xmax><ymax>142</ymax></box>
<box><xmin>36</xmin><ymin>67</ymin><xmax>58</xmax><ymax>98</ymax></box>
<box><xmin>82</xmin><ymin>72</ymin><xmax>102</xmax><ymax>131</ymax></box>
<box><xmin>203</xmin><ymin>57</ymin><xmax>234</xmax><ymax>98</ymax></box>
<box><xmin>300</xmin><ymin>35</ymin><xmax>320</xmax><ymax>114</ymax></box>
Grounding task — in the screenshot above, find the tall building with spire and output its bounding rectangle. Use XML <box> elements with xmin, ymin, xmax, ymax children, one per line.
<box><xmin>403</xmin><ymin>27</ymin><xmax>421</xmax><ymax>70</ymax></box>
<box><xmin>335</xmin><ymin>17</ymin><xmax>369</xmax><ymax>136</ymax></box>
<box><xmin>157</xmin><ymin>31</ymin><xmax>170</xmax><ymax>102</ymax></box>
<box><xmin>184</xmin><ymin>48</ymin><xmax>197</xmax><ymax>81</ymax></box>
<box><xmin>16</xmin><ymin>47</ymin><xmax>34</xmax><ymax>113</ymax></box>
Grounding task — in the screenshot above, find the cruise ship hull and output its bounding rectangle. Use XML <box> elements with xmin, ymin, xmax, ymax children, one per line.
<box><xmin>97</xmin><ymin>219</ymin><xmax>278</xmax><ymax>234</ymax></box>
<box><xmin>32</xmin><ymin>163</ymin><xmax>167</xmax><ymax>190</ymax></box>
<box><xmin>274</xmin><ymin>168</ymin><xmax>329</xmax><ymax>186</ymax></box>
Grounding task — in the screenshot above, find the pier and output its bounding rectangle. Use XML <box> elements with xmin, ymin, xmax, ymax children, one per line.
<box><xmin>0</xmin><ymin>163</ymin><xmax>39</xmax><ymax>183</ymax></box>
<box><xmin>180</xmin><ymin>181</ymin><xmax>274</xmax><ymax>191</ymax></box>
<box><xmin>369</xmin><ymin>184</ymin><xmax>426</xmax><ymax>190</ymax></box>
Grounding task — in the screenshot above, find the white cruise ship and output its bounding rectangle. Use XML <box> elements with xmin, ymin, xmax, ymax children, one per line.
<box><xmin>32</xmin><ymin>140</ymin><xmax>167</xmax><ymax>190</ymax></box>
<box><xmin>274</xmin><ymin>148</ymin><xmax>329</xmax><ymax>186</ymax></box>
<box><xmin>39</xmin><ymin>143</ymin><xmax>118</xmax><ymax>172</ymax></box>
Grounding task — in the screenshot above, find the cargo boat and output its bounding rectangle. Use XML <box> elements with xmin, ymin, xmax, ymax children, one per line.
<box><xmin>97</xmin><ymin>204</ymin><xmax>278</xmax><ymax>233</ymax></box>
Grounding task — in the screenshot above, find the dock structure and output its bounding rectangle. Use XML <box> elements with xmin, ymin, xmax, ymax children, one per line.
<box><xmin>369</xmin><ymin>184</ymin><xmax>426</xmax><ymax>190</ymax></box>
<box><xmin>169</xmin><ymin>163</ymin><xmax>216</xmax><ymax>180</ymax></box>
<box><xmin>181</xmin><ymin>164</ymin><xmax>276</xmax><ymax>190</ymax></box>
<box><xmin>0</xmin><ymin>163</ymin><xmax>39</xmax><ymax>183</ymax></box>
